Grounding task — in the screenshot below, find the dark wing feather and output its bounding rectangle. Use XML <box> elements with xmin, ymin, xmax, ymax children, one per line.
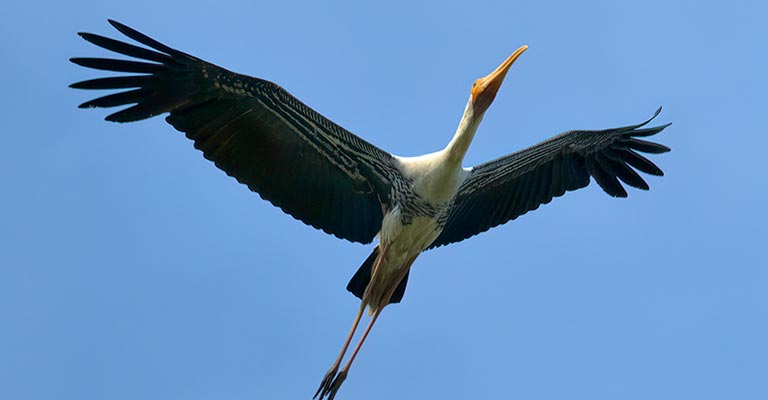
<box><xmin>71</xmin><ymin>20</ymin><xmax>399</xmax><ymax>244</ymax></box>
<box><xmin>429</xmin><ymin>109</ymin><xmax>670</xmax><ymax>248</ymax></box>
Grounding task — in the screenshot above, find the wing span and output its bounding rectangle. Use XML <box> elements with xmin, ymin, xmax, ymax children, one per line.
<box><xmin>71</xmin><ymin>20</ymin><xmax>400</xmax><ymax>244</ymax></box>
<box><xmin>430</xmin><ymin>108</ymin><xmax>671</xmax><ymax>248</ymax></box>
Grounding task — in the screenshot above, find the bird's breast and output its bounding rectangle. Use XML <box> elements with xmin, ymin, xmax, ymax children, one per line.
<box><xmin>373</xmin><ymin>210</ymin><xmax>441</xmax><ymax>308</ymax></box>
<box><xmin>394</xmin><ymin>151</ymin><xmax>466</xmax><ymax>205</ymax></box>
<box><xmin>379</xmin><ymin>198</ymin><xmax>447</xmax><ymax>260</ymax></box>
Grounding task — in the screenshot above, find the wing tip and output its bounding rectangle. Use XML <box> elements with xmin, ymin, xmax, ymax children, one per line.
<box><xmin>69</xmin><ymin>57</ymin><xmax>86</xmax><ymax>67</ymax></box>
<box><xmin>107</xmin><ymin>19</ymin><xmax>125</xmax><ymax>31</ymax></box>
<box><xmin>628</xmin><ymin>106</ymin><xmax>668</xmax><ymax>132</ymax></box>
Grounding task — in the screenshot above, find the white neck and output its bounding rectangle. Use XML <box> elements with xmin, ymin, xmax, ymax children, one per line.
<box><xmin>444</xmin><ymin>96</ymin><xmax>482</xmax><ymax>168</ymax></box>
<box><xmin>393</xmin><ymin>96</ymin><xmax>483</xmax><ymax>204</ymax></box>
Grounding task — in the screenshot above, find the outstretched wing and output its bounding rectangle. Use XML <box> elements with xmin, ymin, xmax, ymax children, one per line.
<box><xmin>71</xmin><ymin>20</ymin><xmax>400</xmax><ymax>244</ymax></box>
<box><xmin>430</xmin><ymin>108</ymin><xmax>670</xmax><ymax>248</ymax></box>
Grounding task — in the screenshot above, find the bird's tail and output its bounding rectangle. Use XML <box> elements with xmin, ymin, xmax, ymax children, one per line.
<box><xmin>346</xmin><ymin>246</ymin><xmax>410</xmax><ymax>305</ymax></box>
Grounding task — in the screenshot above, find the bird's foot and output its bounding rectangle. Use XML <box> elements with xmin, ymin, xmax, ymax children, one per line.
<box><xmin>313</xmin><ymin>365</ymin><xmax>338</xmax><ymax>399</ymax></box>
<box><xmin>325</xmin><ymin>369</ymin><xmax>347</xmax><ymax>400</ymax></box>
<box><xmin>313</xmin><ymin>367</ymin><xmax>347</xmax><ymax>400</ymax></box>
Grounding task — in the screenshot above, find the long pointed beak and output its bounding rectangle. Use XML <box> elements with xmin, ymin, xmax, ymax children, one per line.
<box><xmin>472</xmin><ymin>45</ymin><xmax>528</xmax><ymax>114</ymax></box>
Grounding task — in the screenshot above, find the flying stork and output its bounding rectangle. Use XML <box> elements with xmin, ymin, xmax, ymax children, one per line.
<box><xmin>70</xmin><ymin>20</ymin><xmax>671</xmax><ymax>400</ymax></box>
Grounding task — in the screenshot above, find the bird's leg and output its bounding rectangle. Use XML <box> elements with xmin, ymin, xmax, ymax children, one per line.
<box><xmin>313</xmin><ymin>301</ymin><xmax>365</xmax><ymax>399</ymax></box>
<box><xmin>315</xmin><ymin>245</ymin><xmax>389</xmax><ymax>399</ymax></box>
<box><xmin>375</xmin><ymin>254</ymin><xmax>418</xmax><ymax>311</ymax></box>
<box><xmin>348</xmin><ymin>255</ymin><xmax>416</xmax><ymax>368</ymax></box>
<box><xmin>362</xmin><ymin>243</ymin><xmax>388</xmax><ymax>305</ymax></box>
<box><xmin>323</xmin><ymin>255</ymin><xmax>418</xmax><ymax>400</ymax></box>
<box><xmin>323</xmin><ymin>306</ymin><xmax>383</xmax><ymax>400</ymax></box>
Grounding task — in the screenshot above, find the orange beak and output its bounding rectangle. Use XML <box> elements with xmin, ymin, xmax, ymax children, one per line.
<box><xmin>471</xmin><ymin>45</ymin><xmax>528</xmax><ymax>115</ymax></box>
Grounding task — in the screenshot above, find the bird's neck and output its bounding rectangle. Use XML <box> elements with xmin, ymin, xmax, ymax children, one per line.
<box><xmin>444</xmin><ymin>98</ymin><xmax>482</xmax><ymax>168</ymax></box>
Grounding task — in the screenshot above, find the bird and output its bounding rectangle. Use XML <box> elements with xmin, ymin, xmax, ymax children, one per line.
<box><xmin>70</xmin><ymin>20</ymin><xmax>671</xmax><ymax>400</ymax></box>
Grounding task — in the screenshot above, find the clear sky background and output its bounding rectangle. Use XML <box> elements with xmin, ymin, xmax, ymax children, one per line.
<box><xmin>1</xmin><ymin>1</ymin><xmax>766</xmax><ymax>399</ymax></box>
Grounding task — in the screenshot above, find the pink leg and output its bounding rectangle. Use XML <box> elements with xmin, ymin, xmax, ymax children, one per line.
<box><xmin>322</xmin><ymin>255</ymin><xmax>418</xmax><ymax>400</ymax></box>
<box><xmin>314</xmin><ymin>245</ymin><xmax>389</xmax><ymax>399</ymax></box>
<box><xmin>313</xmin><ymin>301</ymin><xmax>365</xmax><ymax>399</ymax></box>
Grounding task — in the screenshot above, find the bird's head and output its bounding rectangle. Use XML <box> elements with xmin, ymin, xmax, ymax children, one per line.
<box><xmin>470</xmin><ymin>45</ymin><xmax>528</xmax><ymax>117</ymax></box>
<box><xmin>445</xmin><ymin>44</ymin><xmax>528</xmax><ymax>162</ymax></box>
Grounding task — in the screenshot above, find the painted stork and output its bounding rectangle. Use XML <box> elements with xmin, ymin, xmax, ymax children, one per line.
<box><xmin>71</xmin><ymin>20</ymin><xmax>671</xmax><ymax>399</ymax></box>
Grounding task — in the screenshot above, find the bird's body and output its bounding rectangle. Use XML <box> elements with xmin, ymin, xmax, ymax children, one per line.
<box><xmin>367</xmin><ymin>97</ymin><xmax>492</xmax><ymax>312</ymax></box>
<box><xmin>71</xmin><ymin>20</ymin><xmax>670</xmax><ymax>399</ymax></box>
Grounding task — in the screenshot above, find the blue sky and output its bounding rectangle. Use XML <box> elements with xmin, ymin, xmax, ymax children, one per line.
<box><xmin>1</xmin><ymin>1</ymin><xmax>766</xmax><ymax>399</ymax></box>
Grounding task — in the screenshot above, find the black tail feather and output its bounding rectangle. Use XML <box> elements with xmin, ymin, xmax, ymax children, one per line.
<box><xmin>346</xmin><ymin>247</ymin><xmax>410</xmax><ymax>305</ymax></box>
<box><xmin>346</xmin><ymin>248</ymin><xmax>378</xmax><ymax>300</ymax></box>
<box><xmin>390</xmin><ymin>270</ymin><xmax>409</xmax><ymax>304</ymax></box>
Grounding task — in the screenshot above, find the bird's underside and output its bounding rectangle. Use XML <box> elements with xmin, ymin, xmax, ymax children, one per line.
<box><xmin>71</xmin><ymin>20</ymin><xmax>671</xmax><ymax>400</ymax></box>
